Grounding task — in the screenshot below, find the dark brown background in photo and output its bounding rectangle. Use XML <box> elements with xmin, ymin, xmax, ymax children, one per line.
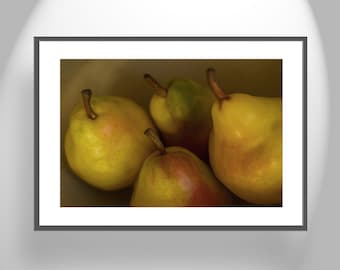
<box><xmin>60</xmin><ymin>59</ymin><xmax>282</xmax><ymax>206</ymax></box>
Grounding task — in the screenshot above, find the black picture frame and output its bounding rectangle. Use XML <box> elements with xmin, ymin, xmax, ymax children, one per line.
<box><xmin>34</xmin><ymin>37</ymin><xmax>307</xmax><ymax>231</ymax></box>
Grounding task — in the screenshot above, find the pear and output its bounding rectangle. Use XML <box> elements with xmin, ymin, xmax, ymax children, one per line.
<box><xmin>144</xmin><ymin>73</ymin><xmax>216</xmax><ymax>161</ymax></box>
<box><xmin>207</xmin><ymin>68</ymin><xmax>282</xmax><ymax>205</ymax></box>
<box><xmin>64</xmin><ymin>89</ymin><xmax>157</xmax><ymax>191</ymax></box>
<box><xmin>130</xmin><ymin>128</ymin><xmax>233</xmax><ymax>207</ymax></box>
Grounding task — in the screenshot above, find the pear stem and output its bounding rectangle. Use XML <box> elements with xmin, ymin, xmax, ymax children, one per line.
<box><xmin>144</xmin><ymin>128</ymin><xmax>166</xmax><ymax>155</ymax></box>
<box><xmin>81</xmin><ymin>89</ymin><xmax>97</xmax><ymax>120</ymax></box>
<box><xmin>206</xmin><ymin>68</ymin><xmax>229</xmax><ymax>100</ymax></box>
<box><xmin>144</xmin><ymin>73</ymin><xmax>168</xmax><ymax>97</ymax></box>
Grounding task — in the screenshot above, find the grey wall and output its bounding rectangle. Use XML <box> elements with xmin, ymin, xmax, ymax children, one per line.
<box><xmin>0</xmin><ymin>0</ymin><xmax>37</xmax><ymax>77</ymax></box>
<box><xmin>0</xmin><ymin>0</ymin><xmax>338</xmax><ymax>269</ymax></box>
<box><xmin>298</xmin><ymin>1</ymin><xmax>340</xmax><ymax>269</ymax></box>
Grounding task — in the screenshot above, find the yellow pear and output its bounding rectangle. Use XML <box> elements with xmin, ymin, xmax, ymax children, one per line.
<box><xmin>130</xmin><ymin>128</ymin><xmax>233</xmax><ymax>206</ymax></box>
<box><xmin>144</xmin><ymin>73</ymin><xmax>216</xmax><ymax>161</ymax></box>
<box><xmin>207</xmin><ymin>68</ymin><xmax>282</xmax><ymax>205</ymax></box>
<box><xmin>64</xmin><ymin>89</ymin><xmax>156</xmax><ymax>191</ymax></box>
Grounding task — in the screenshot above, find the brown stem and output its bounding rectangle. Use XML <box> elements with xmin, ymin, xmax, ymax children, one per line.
<box><xmin>81</xmin><ymin>89</ymin><xmax>97</xmax><ymax>120</ymax></box>
<box><xmin>144</xmin><ymin>128</ymin><xmax>166</xmax><ymax>155</ymax></box>
<box><xmin>144</xmin><ymin>73</ymin><xmax>168</xmax><ymax>97</ymax></box>
<box><xmin>206</xmin><ymin>68</ymin><xmax>230</xmax><ymax>100</ymax></box>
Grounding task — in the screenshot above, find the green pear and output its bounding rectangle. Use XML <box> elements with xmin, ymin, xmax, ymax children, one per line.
<box><xmin>207</xmin><ymin>68</ymin><xmax>282</xmax><ymax>205</ymax></box>
<box><xmin>130</xmin><ymin>128</ymin><xmax>233</xmax><ymax>206</ymax></box>
<box><xmin>144</xmin><ymin>73</ymin><xmax>216</xmax><ymax>161</ymax></box>
<box><xmin>64</xmin><ymin>89</ymin><xmax>157</xmax><ymax>191</ymax></box>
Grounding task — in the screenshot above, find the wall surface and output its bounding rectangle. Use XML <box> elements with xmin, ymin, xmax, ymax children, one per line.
<box><xmin>0</xmin><ymin>1</ymin><xmax>338</xmax><ymax>269</ymax></box>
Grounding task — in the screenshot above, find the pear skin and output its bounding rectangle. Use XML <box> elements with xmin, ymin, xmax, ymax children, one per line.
<box><xmin>145</xmin><ymin>74</ymin><xmax>216</xmax><ymax>161</ymax></box>
<box><xmin>130</xmin><ymin>129</ymin><xmax>233</xmax><ymax>207</ymax></box>
<box><xmin>207</xmin><ymin>69</ymin><xmax>282</xmax><ymax>205</ymax></box>
<box><xmin>64</xmin><ymin>89</ymin><xmax>157</xmax><ymax>191</ymax></box>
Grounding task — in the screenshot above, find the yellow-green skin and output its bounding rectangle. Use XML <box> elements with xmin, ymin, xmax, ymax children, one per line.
<box><xmin>64</xmin><ymin>96</ymin><xmax>156</xmax><ymax>191</ymax></box>
<box><xmin>209</xmin><ymin>93</ymin><xmax>282</xmax><ymax>205</ymax></box>
<box><xmin>130</xmin><ymin>147</ymin><xmax>233</xmax><ymax>207</ymax></box>
<box><xmin>149</xmin><ymin>79</ymin><xmax>216</xmax><ymax>161</ymax></box>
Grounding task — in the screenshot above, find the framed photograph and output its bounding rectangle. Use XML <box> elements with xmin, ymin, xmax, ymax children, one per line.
<box><xmin>34</xmin><ymin>37</ymin><xmax>306</xmax><ymax>230</ymax></box>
